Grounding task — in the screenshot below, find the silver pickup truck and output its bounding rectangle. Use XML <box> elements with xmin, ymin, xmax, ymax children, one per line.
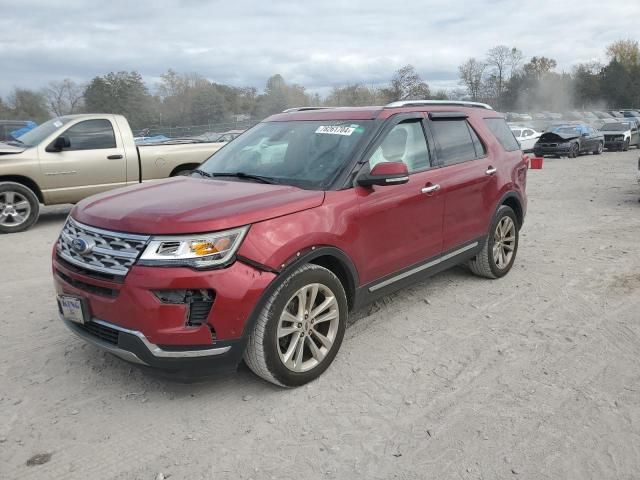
<box><xmin>0</xmin><ymin>114</ymin><xmax>225</xmax><ymax>233</ymax></box>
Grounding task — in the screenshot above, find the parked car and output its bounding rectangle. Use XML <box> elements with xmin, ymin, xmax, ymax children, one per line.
<box><xmin>599</xmin><ymin>121</ymin><xmax>640</xmax><ymax>151</ymax></box>
<box><xmin>0</xmin><ymin>120</ymin><xmax>37</xmax><ymax>142</ymax></box>
<box><xmin>52</xmin><ymin>101</ymin><xmax>528</xmax><ymax>387</ymax></box>
<box><xmin>608</xmin><ymin>111</ymin><xmax>625</xmax><ymax>118</ymax></box>
<box><xmin>0</xmin><ymin>114</ymin><xmax>225</xmax><ymax>233</ymax></box>
<box><xmin>534</xmin><ymin>123</ymin><xmax>604</xmax><ymax>158</ymax></box>
<box><xmin>510</xmin><ymin>125</ymin><xmax>541</xmax><ymax>152</ymax></box>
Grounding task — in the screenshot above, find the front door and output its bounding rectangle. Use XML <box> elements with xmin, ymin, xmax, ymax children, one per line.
<box><xmin>356</xmin><ymin>116</ymin><xmax>445</xmax><ymax>285</ymax></box>
<box><xmin>38</xmin><ymin>118</ymin><xmax>127</xmax><ymax>204</ymax></box>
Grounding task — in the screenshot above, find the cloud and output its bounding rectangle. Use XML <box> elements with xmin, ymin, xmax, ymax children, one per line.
<box><xmin>1</xmin><ymin>0</ymin><xmax>639</xmax><ymax>96</ymax></box>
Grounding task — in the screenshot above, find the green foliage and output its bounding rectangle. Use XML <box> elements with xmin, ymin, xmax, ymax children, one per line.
<box><xmin>2</xmin><ymin>88</ymin><xmax>50</xmax><ymax>122</ymax></box>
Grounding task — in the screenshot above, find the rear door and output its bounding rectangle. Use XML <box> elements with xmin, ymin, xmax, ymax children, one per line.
<box><xmin>427</xmin><ymin>114</ymin><xmax>503</xmax><ymax>253</ymax></box>
<box><xmin>356</xmin><ymin>114</ymin><xmax>446</xmax><ymax>284</ymax></box>
<box><xmin>37</xmin><ymin>118</ymin><xmax>127</xmax><ymax>203</ymax></box>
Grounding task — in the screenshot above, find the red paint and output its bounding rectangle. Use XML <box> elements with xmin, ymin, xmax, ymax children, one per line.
<box><xmin>53</xmin><ymin>104</ymin><xmax>528</xmax><ymax>356</ymax></box>
<box><xmin>529</xmin><ymin>157</ymin><xmax>544</xmax><ymax>169</ymax></box>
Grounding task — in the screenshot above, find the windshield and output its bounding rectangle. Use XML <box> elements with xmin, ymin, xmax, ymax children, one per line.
<box><xmin>197</xmin><ymin>120</ymin><xmax>372</xmax><ymax>190</ymax></box>
<box><xmin>552</xmin><ymin>127</ymin><xmax>580</xmax><ymax>135</ymax></box>
<box><xmin>17</xmin><ymin>117</ymin><xmax>72</xmax><ymax>147</ymax></box>
<box><xmin>602</xmin><ymin>122</ymin><xmax>631</xmax><ymax>132</ymax></box>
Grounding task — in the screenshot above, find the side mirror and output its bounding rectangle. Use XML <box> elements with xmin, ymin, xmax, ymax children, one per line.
<box><xmin>46</xmin><ymin>136</ymin><xmax>71</xmax><ymax>152</ymax></box>
<box><xmin>581</xmin><ymin>132</ymin><xmax>589</xmax><ymax>137</ymax></box>
<box><xmin>357</xmin><ymin>161</ymin><xmax>409</xmax><ymax>187</ymax></box>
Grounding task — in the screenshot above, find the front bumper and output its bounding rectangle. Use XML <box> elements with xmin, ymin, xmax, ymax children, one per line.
<box><xmin>534</xmin><ymin>145</ymin><xmax>571</xmax><ymax>156</ymax></box>
<box><xmin>605</xmin><ymin>140</ymin><xmax>625</xmax><ymax>149</ymax></box>
<box><xmin>53</xmin><ymin>253</ymin><xmax>276</xmax><ymax>374</ymax></box>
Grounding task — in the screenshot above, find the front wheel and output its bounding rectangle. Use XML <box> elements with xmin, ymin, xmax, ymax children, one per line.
<box><xmin>623</xmin><ymin>139</ymin><xmax>630</xmax><ymax>151</ymax></box>
<box><xmin>0</xmin><ymin>182</ymin><xmax>40</xmax><ymax>234</ymax></box>
<box><xmin>244</xmin><ymin>264</ymin><xmax>348</xmax><ymax>387</ymax></box>
<box><xmin>568</xmin><ymin>142</ymin><xmax>579</xmax><ymax>158</ymax></box>
<box><xmin>468</xmin><ymin>205</ymin><xmax>519</xmax><ymax>279</ymax></box>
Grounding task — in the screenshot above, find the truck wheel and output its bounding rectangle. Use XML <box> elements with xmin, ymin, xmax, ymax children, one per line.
<box><xmin>0</xmin><ymin>182</ymin><xmax>40</xmax><ymax>234</ymax></box>
<box><xmin>593</xmin><ymin>142</ymin><xmax>603</xmax><ymax>155</ymax></box>
<box><xmin>244</xmin><ymin>264</ymin><xmax>348</xmax><ymax>387</ymax></box>
<box><xmin>468</xmin><ymin>205</ymin><xmax>519</xmax><ymax>279</ymax></box>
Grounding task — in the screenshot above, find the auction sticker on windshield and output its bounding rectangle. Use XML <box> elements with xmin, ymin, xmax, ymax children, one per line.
<box><xmin>315</xmin><ymin>125</ymin><xmax>356</xmax><ymax>136</ymax></box>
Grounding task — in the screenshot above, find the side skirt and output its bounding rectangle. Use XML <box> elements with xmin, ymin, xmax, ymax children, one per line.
<box><xmin>353</xmin><ymin>238</ymin><xmax>484</xmax><ymax>309</ymax></box>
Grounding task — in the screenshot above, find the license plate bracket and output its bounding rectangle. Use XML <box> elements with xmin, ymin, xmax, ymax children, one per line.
<box><xmin>57</xmin><ymin>295</ymin><xmax>88</xmax><ymax>325</ymax></box>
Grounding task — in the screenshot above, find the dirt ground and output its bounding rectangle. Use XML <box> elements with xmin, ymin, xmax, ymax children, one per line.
<box><xmin>1</xmin><ymin>150</ymin><xmax>640</xmax><ymax>480</ymax></box>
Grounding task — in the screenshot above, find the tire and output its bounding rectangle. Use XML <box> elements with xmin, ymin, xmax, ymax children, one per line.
<box><xmin>468</xmin><ymin>205</ymin><xmax>519</xmax><ymax>279</ymax></box>
<box><xmin>0</xmin><ymin>182</ymin><xmax>40</xmax><ymax>234</ymax></box>
<box><xmin>623</xmin><ymin>139</ymin><xmax>630</xmax><ymax>152</ymax></box>
<box><xmin>173</xmin><ymin>169</ymin><xmax>193</xmax><ymax>176</ymax></box>
<box><xmin>593</xmin><ymin>142</ymin><xmax>603</xmax><ymax>155</ymax></box>
<box><xmin>568</xmin><ymin>142</ymin><xmax>579</xmax><ymax>158</ymax></box>
<box><xmin>244</xmin><ymin>264</ymin><xmax>348</xmax><ymax>387</ymax></box>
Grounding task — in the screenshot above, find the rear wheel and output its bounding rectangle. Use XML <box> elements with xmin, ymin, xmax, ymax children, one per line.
<box><xmin>244</xmin><ymin>264</ymin><xmax>348</xmax><ymax>387</ymax></box>
<box><xmin>593</xmin><ymin>141</ymin><xmax>603</xmax><ymax>155</ymax></box>
<box><xmin>0</xmin><ymin>182</ymin><xmax>40</xmax><ymax>234</ymax></box>
<box><xmin>468</xmin><ymin>205</ymin><xmax>519</xmax><ymax>279</ymax></box>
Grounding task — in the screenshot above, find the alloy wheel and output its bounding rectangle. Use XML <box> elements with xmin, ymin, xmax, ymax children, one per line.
<box><xmin>0</xmin><ymin>191</ymin><xmax>31</xmax><ymax>228</ymax></box>
<box><xmin>277</xmin><ymin>283</ymin><xmax>340</xmax><ymax>373</ymax></box>
<box><xmin>493</xmin><ymin>216</ymin><xmax>516</xmax><ymax>270</ymax></box>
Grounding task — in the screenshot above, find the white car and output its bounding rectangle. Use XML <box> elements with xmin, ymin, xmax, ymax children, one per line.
<box><xmin>510</xmin><ymin>126</ymin><xmax>541</xmax><ymax>152</ymax></box>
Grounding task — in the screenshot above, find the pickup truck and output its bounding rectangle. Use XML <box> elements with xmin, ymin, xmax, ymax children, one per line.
<box><xmin>0</xmin><ymin>114</ymin><xmax>226</xmax><ymax>233</ymax></box>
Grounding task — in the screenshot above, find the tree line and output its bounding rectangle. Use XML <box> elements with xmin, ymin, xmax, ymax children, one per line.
<box><xmin>457</xmin><ymin>39</ymin><xmax>640</xmax><ymax>112</ymax></box>
<box><xmin>1</xmin><ymin>38</ymin><xmax>638</xmax><ymax>130</ymax></box>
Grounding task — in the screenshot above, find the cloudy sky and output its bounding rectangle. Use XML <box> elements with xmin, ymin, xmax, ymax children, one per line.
<box><xmin>1</xmin><ymin>0</ymin><xmax>639</xmax><ymax>97</ymax></box>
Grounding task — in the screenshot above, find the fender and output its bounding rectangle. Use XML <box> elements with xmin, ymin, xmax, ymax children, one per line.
<box><xmin>237</xmin><ymin>245</ymin><xmax>360</xmax><ymax>338</ymax></box>
<box><xmin>496</xmin><ymin>190</ymin><xmax>525</xmax><ymax>227</ymax></box>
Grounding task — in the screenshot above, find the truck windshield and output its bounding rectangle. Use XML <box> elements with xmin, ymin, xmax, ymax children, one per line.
<box><xmin>16</xmin><ymin>117</ymin><xmax>72</xmax><ymax>147</ymax></box>
<box><xmin>602</xmin><ymin>122</ymin><xmax>631</xmax><ymax>131</ymax></box>
<box><xmin>197</xmin><ymin>120</ymin><xmax>372</xmax><ymax>190</ymax></box>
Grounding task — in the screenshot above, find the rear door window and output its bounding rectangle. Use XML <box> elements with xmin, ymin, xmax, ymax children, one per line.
<box><xmin>484</xmin><ymin>118</ymin><xmax>520</xmax><ymax>152</ymax></box>
<box><xmin>429</xmin><ymin>119</ymin><xmax>479</xmax><ymax>166</ymax></box>
<box><xmin>63</xmin><ymin>120</ymin><xmax>117</xmax><ymax>151</ymax></box>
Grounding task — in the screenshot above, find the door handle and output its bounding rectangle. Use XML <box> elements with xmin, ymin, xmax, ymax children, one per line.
<box><xmin>485</xmin><ymin>166</ymin><xmax>497</xmax><ymax>175</ymax></box>
<box><xmin>421</xmin><ymin>184</ymin><xmax>440</xmax><ymax>194</ymax></box>
<box><xmin>107</xmin><ymin>154</ymin><xmax>123</xmax><ymax>160</ymax></box>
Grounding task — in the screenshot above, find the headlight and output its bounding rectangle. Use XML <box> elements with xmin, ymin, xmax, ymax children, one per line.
<box><xmin>139</xmin><ymin>226</ymin><xmax>249</xmax><ymax>268</ymax></box>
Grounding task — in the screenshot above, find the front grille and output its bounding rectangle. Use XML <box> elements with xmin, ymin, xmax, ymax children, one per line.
<box><xmin>55</xmin><ymin>270</ymin><xmax>119</xmax><ymax>298</ymax></box>
<box><xmin>604</xmin><ymin>135</ymin><xmax>623</xmax><ymax>142</ymax></box>
<box><xmin>79</xmin><ymin>321</ymin><xmax>120</xmax><ymax>345</ymax></box>
<box><xmin>56</xmin><ymin>218</ymin><xmax>149</xmax><ymax>277</ymax></box>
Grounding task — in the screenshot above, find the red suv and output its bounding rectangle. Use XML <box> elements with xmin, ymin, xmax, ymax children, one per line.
<box><xmin>53</xmin><ymin>101</ymin><xmax>528</xmax><ymax>387</ymax></box>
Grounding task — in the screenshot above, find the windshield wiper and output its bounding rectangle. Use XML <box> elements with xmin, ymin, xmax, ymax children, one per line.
<box><xmin>191</xmin><ymin>168</ymin><xmax>212</xmax><ymax>178</ymax></box>
<box><xmin>210</xmin><ymin>172</ymin><xmax>279</xmax><ymax>185</ymax></box>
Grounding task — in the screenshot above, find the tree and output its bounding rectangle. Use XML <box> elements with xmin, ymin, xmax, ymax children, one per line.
<box><xmin>573</xmin><ymin>62</ymin><xmax>603</xmax><ymax>108</ymax></box>
<box><xmin>325</xmin><ymin>84</ymin><xmax>380</xmax><ymax>106</ymax></box>
<box><xmin>606</xmin><ymin>39</ymin><xmax>639</xmax><ymax>69</ymax></box>
<box><xmin>255</xmin><ymin>74</ymin><xmax>311</xmax><ymax>118</ymax></box>
<box><xmin>84</xmin><ymin>71</ymin><xmax>153</xmax><ymax>128</ymax></box>
<box><xmin>43</xmin><ymin>79</ymin><xmax>84</xmax><ymax>116</ymax></box>
<box><xmin>381</xmin><ymin>65</ymin><xmax>430</xmax><ymax>102</ymax></box>
<box><xmin>523</xmin><ymin>57</ymin><xmax>557</xmax><ymax>80</ymax></box>
<box><xmin>5</xmin><ymin>88</ymin><xmax>50</xmax><ymax>122</ymax></box>
<box><xmin>485</xmin><ymin>46</ymin><xmax>524</xmax><ymax>107</ymax></box>
<box><xmin>458</xmin><ymin>58</ymin><xmax>486</xmax><ymax>101</ymax></box>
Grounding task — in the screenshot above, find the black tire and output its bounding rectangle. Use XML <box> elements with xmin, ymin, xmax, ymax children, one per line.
<box><xmin>623</xmin><ymin>139</ymin><xmax>630</xmax><ymax>152</ymax></box>
<box><xmin>0</xmin><ymin>182</ymin><xmax>40</xmax><ymax>234</ymax></box>
<box><xmin>244</xmin><ymin>264</ymin><xmax>348</xmax><ymax>387</ymax></box>
<box><xmin>468</xmin><ymin>205</ymin><xmax>519</xmax><ymax>279</ymax></box>
<box><xmin>593</xmin><ymin>142</ymin><xmax>603</xmax><ymax>155</ymax></box>
<box><xmin>568</xmin><ymin>142</ymin><xmax>579</xmax><ymax>158</ymax></box>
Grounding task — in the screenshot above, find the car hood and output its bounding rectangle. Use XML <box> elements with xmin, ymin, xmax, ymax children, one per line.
<box><xmin>72</xmin><ymin>176</ymin><xmax>325</xmax><ymax>235</ymax></box>
<box><xmin>600</xmin><ymin>129</ymin><xmax>630</xmax><ymax>134</ymax></box>
<box><xmin>538</xmin><ymin>132</ymin><xmax>579</xmax><ymax>142</ymax></box>
<box><xmin>0</xmin><ymin>142</ymin><xmax>26</xmax><ymax>155</ymax></box>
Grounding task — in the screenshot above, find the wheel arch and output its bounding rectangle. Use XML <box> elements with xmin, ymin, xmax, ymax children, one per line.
<box><xmin>498</xmin><ymin>191</ymin><xmax>524</xmax><ymax>228</ymax></box>
<box><xmin>0</xmin><ymin>175</ymin><xmax>44</xmax><ymax>203</ymax></box>
<box><xmin>170</xmin><ymin>163</ymin><xmax>201</xmax><ymax>176</ymax></box>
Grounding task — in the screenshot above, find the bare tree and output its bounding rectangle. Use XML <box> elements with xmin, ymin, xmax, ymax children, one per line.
<box><xmin>43</xmin><ymin>79</ymin><xmax>84</xmax><ymax>116</ymax></box>
<box><xmin>606</xmin><ymin>39</ymin><xmax>640</xmax><ymax>68</ymax></box>
<box><xmin>381</xmin><ymin>65</ymin><xmax>430</xmax><ymax>102</ymax></box>
<box><xmin>458</xmin><ymin>58</ymin><xmax>486</xmax><ymax>101</ymax></box>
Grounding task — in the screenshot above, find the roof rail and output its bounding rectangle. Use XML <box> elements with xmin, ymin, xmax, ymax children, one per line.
<box><xmin>385</xmin><ymin>100</ymin><xmax>493</xmax><ymax>110</ymax></box>
<box><xmin>282</xmin><ymin>107</ymin><xmax>334</xmax><ymax>113</ymax></box>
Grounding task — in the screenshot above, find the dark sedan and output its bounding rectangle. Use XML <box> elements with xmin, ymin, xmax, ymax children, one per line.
<box><xmin>533</xmin><ymin>124</ymin><xmax>604</xmax><ymax>158</ymax></box>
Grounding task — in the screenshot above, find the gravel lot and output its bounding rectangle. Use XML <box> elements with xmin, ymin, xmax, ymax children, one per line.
<box><xmin>1</xmin><ymin>150</ymin><xmax>639</xmax><ymax>480</ymax></box>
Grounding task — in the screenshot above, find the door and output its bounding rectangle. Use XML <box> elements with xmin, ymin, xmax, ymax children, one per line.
<box><xmin>631</xmin><ymin>126</ymin><xmax>640</xmax><ymax>146</ymax></box>
<box><xmin>356</xmin><ymin>117</ymin><xmax>445</xmax><ymax>284</ymax></box>
<box><xmin>429</xmin><ymin>116</ymin><xmax>504</xmax><ymax>252</ymax></box>
<box><xmin>38</xmin><ymin>119</ymin><xmax>127</xmax><ymax>204</ymax></box>
<box><xmin>521</xmin><ymin>129</ymin><xmax>538</xmax><ymax>151</ymax></box>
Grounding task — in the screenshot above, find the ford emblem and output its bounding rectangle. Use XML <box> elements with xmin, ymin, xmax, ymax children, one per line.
<box><xmin>71</xmin><ymin>236</ymin><xmax>95</xmax><ymax>255</ymax></box>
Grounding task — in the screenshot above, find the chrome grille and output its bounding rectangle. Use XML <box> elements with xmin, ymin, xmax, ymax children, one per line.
<box><xmin>57</xmin><ymin>218</ymin><xmax>149</xmax><ymax>277</ymax></box>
